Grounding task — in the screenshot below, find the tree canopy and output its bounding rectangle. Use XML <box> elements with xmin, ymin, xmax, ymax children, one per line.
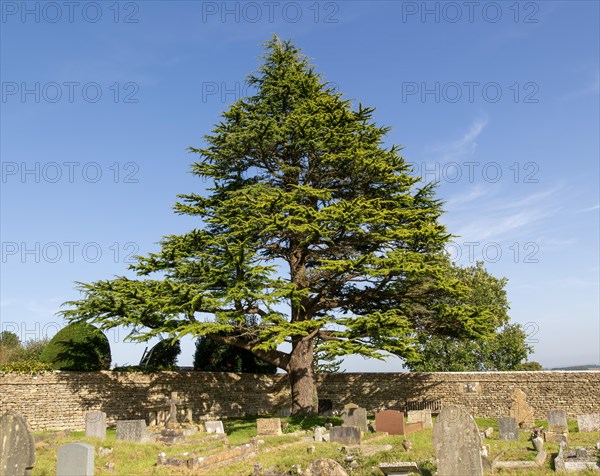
<box><xmin>62</xmin><ymin>37</ymin><xmax>497</xmax><ymax>414</ymax></box>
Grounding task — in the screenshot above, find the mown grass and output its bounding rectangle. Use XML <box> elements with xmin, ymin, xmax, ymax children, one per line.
<box><xmin>31</xmin><ymin>418</ymin><xmax>600</xmax><ymax>475</ymax></box>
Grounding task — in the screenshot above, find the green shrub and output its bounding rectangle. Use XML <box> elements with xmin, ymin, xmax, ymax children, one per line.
<box><xmin>40</xmin><ymin>322</ymin><xmax>111</xmax><ymax>371</ymax></box>
<box><xmin>144</xmin><ymin>339</ymin><xmax>181</xmax><ymax>369</ymax></box>
<box><xmin>0</xmin><ymin>360</ymin><xmax>53</xmax><ymax>374</ymax></box>
<box><xmin>194</xmin><ymin>336</ymin><xmax>277</xmax><ymax>374</ymax></box>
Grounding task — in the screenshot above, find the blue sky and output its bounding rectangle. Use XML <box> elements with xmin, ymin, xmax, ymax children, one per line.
<box><xmin>1</xmin><ymin>1</ymin><xmax>598</xmax><ymax>370</ymax></box>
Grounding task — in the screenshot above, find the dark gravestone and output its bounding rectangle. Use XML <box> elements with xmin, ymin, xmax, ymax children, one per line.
<box><xmin>432</xmin><ymin>405</ymin><xmax>483</xmax><ymax>476</ymax></box>
<box><xmin>116</xmin><ymin>420</ymin><xmax>150</xmax><ymax>442</ymax></box>
<box><xmin>498</xmin><ymin>417</ymin><xmax>519</xmax><ymax>441</ymax></box>
<box><xmin>56</xmin><ymin>442</ymin><xmax>94</xmax><ymax>476</ymax></box>
<box><xmin>342</xmin><ymin>406</ymin><xmax>367</xmax><ymax>433</ymax></box>
<box><xmin>85</xmin><ymin>411</ymin><xmax>106</xmax><ymax>439</ymax></box>
<box><xmin>0</xmin><ymin>411</ymin><xmax>36</xmax><ymax>476</ymax></box>
<box><xmin>330</xmin><ymin>426</ymin><xmax>362</xmax><ymax>445</ymax></box>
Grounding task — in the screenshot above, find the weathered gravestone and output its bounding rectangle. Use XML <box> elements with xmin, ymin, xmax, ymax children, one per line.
<box><xmin>508</xmin><ymin>388</ymin><xmax>535</xmax><ymax>429</ymax></box>
<box><xmin>548</xmin><ymin>409</ymin><xmax>568</xmax><ymax>432</ymax></box>
<box><xmin>577</xmin><ymin>414</ymin><xmax>600</xmax><ymax>432</ymax></box>
<box><xmin>56</xmin><ymin>442</ymin><xmax>94</xmax><ymax>476</ymax></box>
<box><xmin>498</xmin><ymin>417</ymin><xmax>519</xmax><ymax>441</ymax></box>
<box><xmin>342</xmin><ymin>404</ymin><xmax>368</xmax><ymax>433</ymax></box>
<box><xmin>407</xmin><ymin>409</ymin><xmax>432</xmax><ymax>429</ymax></box>
<box><xmin>378</xmin><ymin>462</ymin><xmax>421</xmax><ymax>475</ymax></box>
<box><xmin>545</xmin><ymin>409</ymin><xmax>569</xmax><ymax>443</ymax></box>
<box><xmin>330</xmin><ymin>426</ymin><xmax>361</xmax><ymax>445</ymax></box>
<box><xmin>0</xmin><ymin>411</ymin><xmax>36</xmax><ymax>476</ymax></box>
<box><xmin>432</xmin><ymin>405</ymin><xmax>483</xmax><ymax>476</ymax></box>
<box><xmin>204</xmin><ymin>420</ymin><xmax>225</xmax><ymax>434</ymax></box>
<box><xmin>84</xmin><ymin>411</ymin><xmax>106</xmax><ymax>440</ymax></box>
<box><xmin>116</xmin><ymin>420</ymin><xmax>151</xmax><ymax>442</ymax></box>
<box><xmin>256</xmin><ymin>418</ymin><xmax>282</xmax><ymax>436</ymax></box>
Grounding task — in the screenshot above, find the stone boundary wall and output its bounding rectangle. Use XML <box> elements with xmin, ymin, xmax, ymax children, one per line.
<box><xmin>0</xmin><ymin>371</ymin><xmax>598</xmax><ymax>431</ymax></box>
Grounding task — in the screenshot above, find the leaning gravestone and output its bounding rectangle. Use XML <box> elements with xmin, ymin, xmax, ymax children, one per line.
<box><xmin>256</xmin><ymin>418</ymin><xmax>282</xmax><ymax>436</ymax></box>
<box><xmin>85</xmin><ymin>411</ymin><xmax>106</xmax><ymax>439</ymax></box>
<box><xmin>498</xmin><ymin>417</ymin><xmax>519</xmax><ymax>441</ymax></box>
<box><xmin>304</xmin><ymin>458</ymin><xmax>348</xmax><ymax>476</ymax></box>
<box><xmin>330</xmin><ymin>426</ymin><xmax>362</xmax><ymax>445</ymax></box>
<box><xmin>116</xmin><ymin>420</ymin><xmax>151</xmax><ymax>442</ymax></box>
<box><xmin>432</xmin><ymin>405</ymin><xmax>483</xmax><ymax>476</ymax></box>
<box><xmin>508</xmin><ymin>388</ymin><xmax>535</xmax><ymax>429</ymax></box>
<box><xmin>342</xmin><ymin>406</ymin><xmax>368</xmax><ymax>433</ymax></box>
<box><xmin>204</xmin><ymin>420</ymin><xmax>225</xmax><ymax>434</ymax></box>
<box><xmin>577</xmin><ymin>414</ymin><xmax>600</xmax><ymax>432</ymax></box>
<box><xmin>0</xmin><ymin>411</ymin><xmax>36</xmax><ymax>476</ymax></box>
<box><xmin>56</xmin><ymin>442</ymin><xmax>94</xmax><ymax>476</ymax></box>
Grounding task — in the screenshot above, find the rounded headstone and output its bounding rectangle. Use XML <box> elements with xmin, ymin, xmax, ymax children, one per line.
<box><xmin>0</xmin><ymin>411</ymin><xmax>36</xmax><ymax>476</ymax></box>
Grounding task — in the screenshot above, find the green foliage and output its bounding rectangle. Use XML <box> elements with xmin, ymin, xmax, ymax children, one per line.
<box><xmin>0</xmin><ymin>360</ymin><xmax>53</xmax><ymax>374</ymax></box>
<box><xmin>0</xmin><ymin>331</ymin><xmax>20</xmax><ymax>348</ymax></box>
<box><xmin>144</xmin><ymin>339</ymin><xmax>181</xmax><ymax>369</ymax></box>
<box><xmin>520</xmin><ymin>361</ymin><xmax>543</xmax><ymax>371</ymax></box>
<box><xmin>61</xmin><ymin>37</ymin><xmax>499</xmax><ymax>413</ymax></box>
<box><xmin>40</xmin><ymin>322</ymin><xmax>111</xmax><ymax>371</ymax></box>
<box><xmin>194</xmin><ymin>335</ymin><xmax>277</xmax><ymax>373</ymax></box>
<box><xmin>404</xmin><ymin>262</ymin><xmax>533</xmax><ymax>371</ymax></box>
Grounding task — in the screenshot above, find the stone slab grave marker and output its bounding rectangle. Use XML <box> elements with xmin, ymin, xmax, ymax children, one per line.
<box><xmin>256</xmin><ymin>418</ymin><xmax>282</xmax><ymax>436</ymax></box>
<box><xmin>342</xmin><ymin>403</ymin><xmax>368</xmax><ymax>433</ymax></box>
<box><xmin>378</xmin><ymin>462</ymin><xmax>422</xmax><ymax>475</ymax></box>
<box><xmin>116</xmin><ymin>420</ymin><xmax>151</xmax><ymax>442</ymax></box>
<box><xmin>407</xmin><ymin>409</ymin><xmax>432</xmax><ymax>429</ymax></box>
<box><xmin>204</xmin><ymin>420</ymin><xmax>225</xmax><ymax>434</ymax></box>
<box><xmin>577</xmin><ymin>413</ymin><xmax>600</xmax><ymax>432</ymax></box>
<box><xmin>508</xmin><ymin>388</ymin><xmax>535</xmax><ymax>429</ymax></box>
<box><xmin>498</xmin><ymin>417</ymin><xmax>519</xmax><ymax>441</ymax></box>
<box><xmin>0</xmin><ymin>411</ymin><xmax>36</xmax><ymax>476</ymax></box>
<box><xmin>85</xmin><ymin>410</ymin><xmax>106</xmax><ymax>440</ymax></box>
<box><xmin>545</xmin><ymin>409</ymin><xmax>569</xmax><ymax>443</ymax></box>
<box><xmin>376</xmin><ymin>410</ymin><xmax>422</xmax><ymax>436</ymax></box>
<box><xmin>548</xmin><ymin>409</ymin><xmax>568</xmax><ymax>432</ymax></box>
<box><xmin>56</xmin><ymin>442</ymin><xmax>94</xmax><ymax>476</ymax></box>
<box><xmin>330</xmin><ymin>426</ymin><xmax>362</xmax><ymax>445</ymax></box>
<box><xmin>432</xmin><ymin>405</ymin><xmax>483</xmax><ymax>476</ymax></box>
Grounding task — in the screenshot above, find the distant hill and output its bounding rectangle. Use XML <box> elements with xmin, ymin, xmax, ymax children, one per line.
<box><xmin>550</xmin><ymin>364</ymin><xmax>600</xmax><ymax>371</ymax></box>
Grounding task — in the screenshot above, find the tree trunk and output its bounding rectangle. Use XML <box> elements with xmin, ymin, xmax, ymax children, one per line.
<box><xmin>288</xmin><ymin>336</ymin><xmax>317</xmax><ymax>416</ymax></box>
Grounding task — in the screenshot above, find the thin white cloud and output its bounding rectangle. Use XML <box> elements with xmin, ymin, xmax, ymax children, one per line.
<box><xmin>576</xmin><ymin>203</ymin><xmax>600</xmax><ymax>213</ymax></box>
<box><xmin>431</xmin><ymin>117</ymin><xmax>489</xmax><ymax>162</ymax></box>
<box><xmin>561</xmin><ymin>71</ymin><xmax>600</xmax><ymax>102</ymax></box>
<box><xmin>444</xmin><ymin>184</ymin><xmax>491</xmax><ymax>209</ymax></box>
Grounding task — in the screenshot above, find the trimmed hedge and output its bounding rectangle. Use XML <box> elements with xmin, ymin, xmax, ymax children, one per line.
<box><xmin>40</xmin><ymin>322</ymin><xmax>111</xmax><ymax>371</ymax></box>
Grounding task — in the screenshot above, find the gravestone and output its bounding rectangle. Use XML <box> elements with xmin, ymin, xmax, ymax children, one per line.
<box><xmin>407</xmin><ymin>410</ymin><xmax>432</xmax><ymax>429</ymax></box>
<box><xmin>165</xmin><ymin>392</ymin><xmax>181</xmax><ymax>429</ymax></box>
<box><xmin>498</xmin><ymin>417</ymin><xmax>519</xmax><ymax>441</ymax></box>
<box><xmin>342</xmin><ymin>406</ymin><xmax>368</xmax><ymax>433</ymax></box>
<box><xmin>277</xmin><ymin>408</ymin><xmax>291</xmax><ymax>418</ymax></box>
<box><xmin>548</xmin><ymin>409</ymin><xmax>568</xmax><ymax>432</ymax></box>
<box><xmin>256</xmin><ymin>418</ymin><xmax>282</xmax><ymax>436</ymax></box>
<box><xmin>85</xmin><ymin>411</ymin><xmax>106</xmax><ymax>439</ymax></box>
<box><xmin>378</xmin><ymin>462</ymin><xmax>421</xmax><ymax>475</ymax></box>
<box><xmin>314</xmin><ymin>427</ymin><xmax>325</xmax><ymax>442</ymax></box>
<box><xmin>432</xmin><ymin>405</ymin><xmax>483</xmax><ymax>476</ymax></box>
<box><xmin>508</xmin><ymin>388</ymin><xmax>535</xmax><ymax>428</ymax></box>
<box><xmin>56</xmin><ymin>442</ymin><xmax>94</xmax><ymax>476</ymax></box>
<box><xmin>375</xmin><ymin>410</ymin><xmax>405</xmax><ymax>436</ymax></box>
<box><xmin>204</xmin><ymin>420</ymin><xmax>225</xmax><ymax>434</ymax></box>
<box><xmin>0</xmin><ymin>411</ymin><xmax>36</xmax><ymax>476</ymax></box>
<box><xmin>577</xmin><ymin>414</ymin><xmax>600</xmax><ymax>432</ymax></box>
<box><xmin>116</xmin><ymin>420</ymin><xmax>150</xmax><ymax>442</ymax></box>
<box><xmin>330</xmin><ymin>426</ymin><xmax>361</xmax><ymax>445</ymax></box>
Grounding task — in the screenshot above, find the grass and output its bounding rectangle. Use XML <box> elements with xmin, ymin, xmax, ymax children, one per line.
<box><xmin>31</xmin><ymin>418</ymin><xmax>600</xmax><ymax>475</ymax></box>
